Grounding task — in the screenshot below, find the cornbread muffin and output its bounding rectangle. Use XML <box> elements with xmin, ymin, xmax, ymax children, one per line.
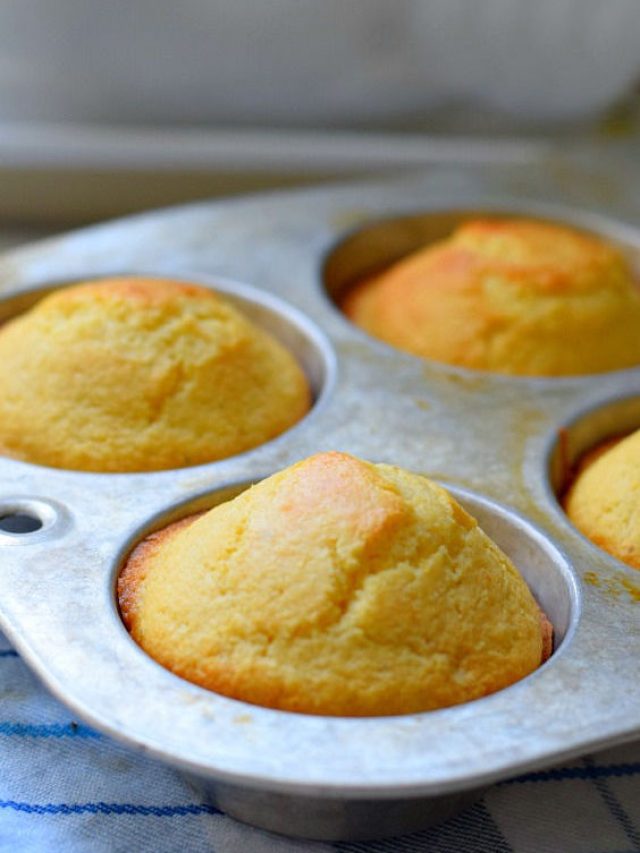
<box><xmin>564</xmin><ymin>430</ymin><xmax>640</xmax><ymax>569</ymax></box>
<box><xmin>0</xmin><ymin>277</ymin><xmax>310</xmax><ymax>472</ymax></box>
<box><xmin>119</xmin><ymin>451</ymin><xmax>551</xmax><ymax>716</ymax></box>
<box><xmin>342</xmin><ymin>218</ymin><xmax>640</xmax><ymax>376</ymax></box>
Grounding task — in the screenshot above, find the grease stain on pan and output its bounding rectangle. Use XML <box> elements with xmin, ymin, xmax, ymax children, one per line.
<box><xmin>424</xmin><ymin>367</ymin><xmax>495</xmax><ymax>395</ymax></box>
<box><xmin>583</xmin><ymin>570</ymin><xmax>640</xmax><ymax>604</ymax></box>
<box><xmin>620</xmin><ymin>577</ymin><xmax>640</xmax><ymax>603</ymax></box>
<box><xmin>233</xmin><ymin>715</ymin><xmax>254</xmax><ymax>725</ymax></box>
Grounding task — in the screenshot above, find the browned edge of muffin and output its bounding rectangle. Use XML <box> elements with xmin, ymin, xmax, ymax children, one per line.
<box><xmin>117</xmin><ymin>512</ymin><xmax>204</xmax><ymax>629</ymax></box>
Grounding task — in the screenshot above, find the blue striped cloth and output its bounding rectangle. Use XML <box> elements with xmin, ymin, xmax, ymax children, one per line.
<box><xmin>1</xmin><ymin>630</ymin><xmax>639</xmax><ymax>853</ymax></box>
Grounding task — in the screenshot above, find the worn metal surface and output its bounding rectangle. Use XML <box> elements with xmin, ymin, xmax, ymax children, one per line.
<box><xmin>0</xmin><ymin>157</ymin><xmax>639</xmax><ymax>839</ymax></box>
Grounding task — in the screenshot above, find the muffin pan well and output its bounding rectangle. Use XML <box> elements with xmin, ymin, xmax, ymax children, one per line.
<box><xmin>1</xmin><ymin>165</ymin><xmax>640</xmax><ymax>840</ymax></box>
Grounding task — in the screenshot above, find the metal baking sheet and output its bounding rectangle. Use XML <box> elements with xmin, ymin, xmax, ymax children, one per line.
<box><xmin>0</xmin><ymin>157</ymin><xmax>640</xmax><ymax>840</ymax></box>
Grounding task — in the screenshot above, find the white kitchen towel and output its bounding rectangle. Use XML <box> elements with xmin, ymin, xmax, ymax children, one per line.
<box><xmin>0</xmin><ymin>629</ymin><xmax>637</xmax><ymax>853</ymax></box>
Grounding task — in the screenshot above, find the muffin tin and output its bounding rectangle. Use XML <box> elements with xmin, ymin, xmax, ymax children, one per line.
<box><xmin>1</xmin><ymin>162</ymin><xmax>640</xmax><ymax>841</ymax></box>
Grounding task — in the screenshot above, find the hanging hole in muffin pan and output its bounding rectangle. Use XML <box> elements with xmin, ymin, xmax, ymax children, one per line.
<box><xmin>0</xmin><ymin>498</ymin><xmax>69</xmax><ymax>545</ymax></box>
<box><xmin>0</xmin><ymin>513</ymin><xmax>42</xmax><ymax>534</ymax></box>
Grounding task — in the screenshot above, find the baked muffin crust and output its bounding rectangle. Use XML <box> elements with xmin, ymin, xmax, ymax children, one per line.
<box><xmin>343</xmin><ymin>218</ymin><xmax>640</xmax><ymax>376</ymax></box>
<box><xmin>0</xmin><ymin>277</ymin><xmax>310</xmax><ymax>471</ymax></box>
<box><xmin>120</xmin><ymin>451</ymin><xmax>549</xmax><ymax>716</ymax></box>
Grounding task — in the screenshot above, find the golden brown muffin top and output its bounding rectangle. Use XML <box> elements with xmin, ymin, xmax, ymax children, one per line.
<box><xmin>564</xmin><ymin>429</ymin><xmax>640</xmax><ymax>569</ymax></box>
<box><xmin>120</xmin><ymin>451</ymin><xmax>548</xmax><ymax>716</ymax></box>
<box><xmin>343</xmin><ymin>218</ymin><xmax>640</xmax><ymax>376</ymax></box>
<box><xmin>0</xmin><ymin>277</ymin><xmax>310</xmax><ymax>471</ymax></box>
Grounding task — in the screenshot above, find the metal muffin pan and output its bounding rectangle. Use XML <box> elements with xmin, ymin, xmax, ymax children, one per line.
<box><xmin>1</xmin><ymin>163</ymin><xmax>640</xmax><ymax>841</ymax></box>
